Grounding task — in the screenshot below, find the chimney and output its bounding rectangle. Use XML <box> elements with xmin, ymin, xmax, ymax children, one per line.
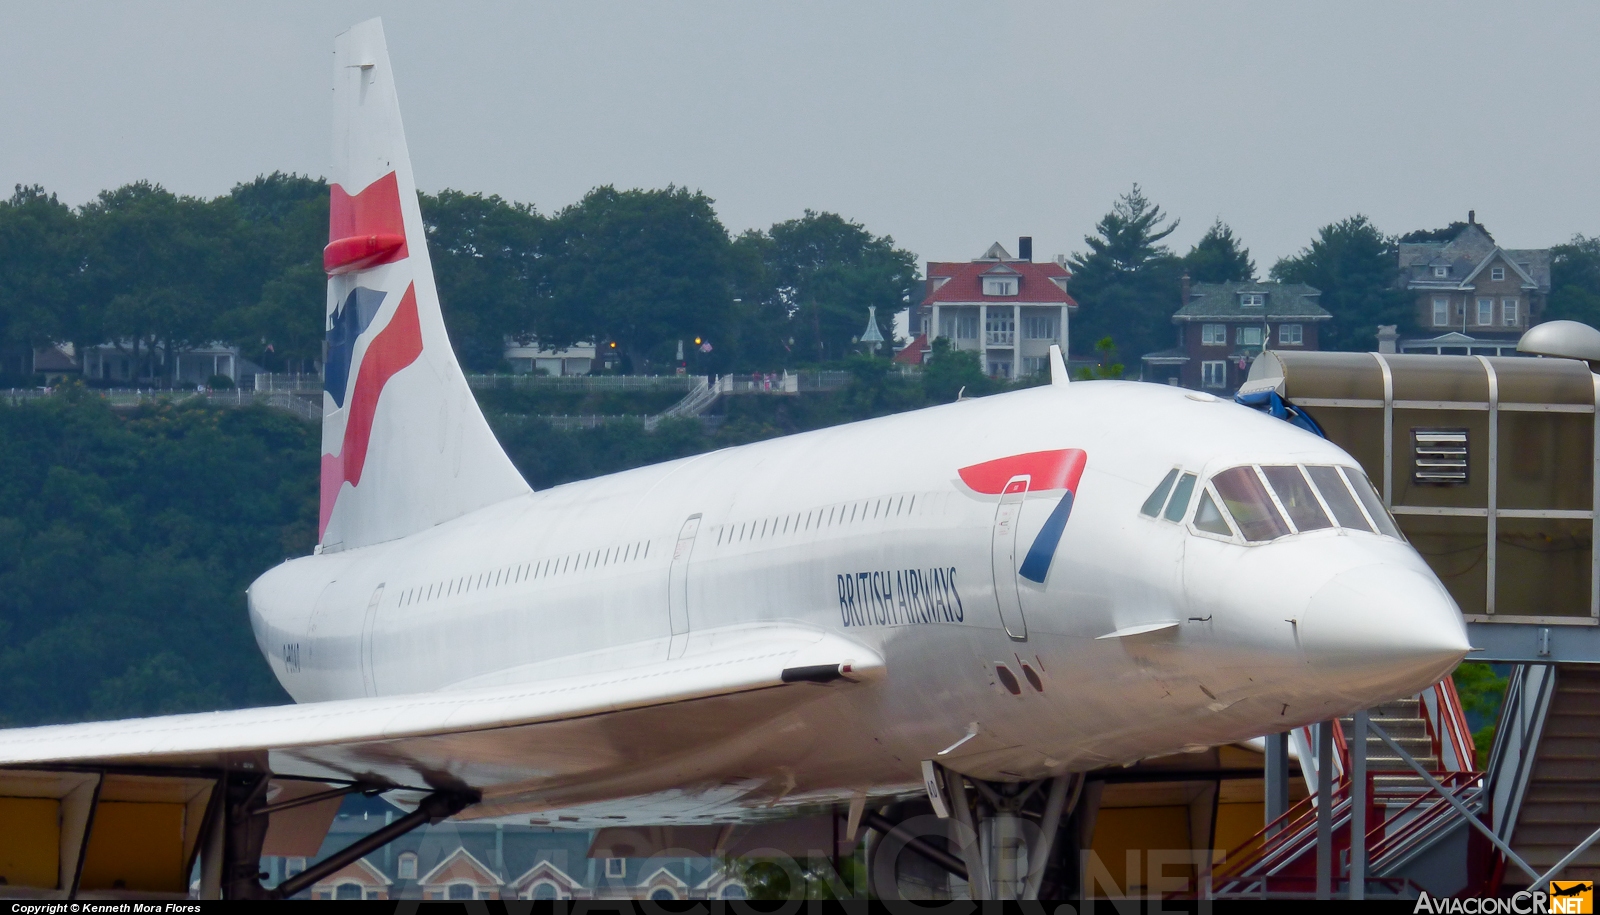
<box><xmin>1181</xmin><ymin>272</ymin><xmax>1191</xmax><ymax>307</ymax></box>
<box><xmin>1468</xmin><ymin>210</ymin><xmax>1476</xmax><ymax>225</ymax></box>
<box><xmin>1017</xmin><ymin>237</ymin><xmax>1032</xmax><ymax>262</ymax></box>
<box><xmin>1377</xmin><ymin>325</ymin><xmax>1398</xmax><ymax>354</ymax></box>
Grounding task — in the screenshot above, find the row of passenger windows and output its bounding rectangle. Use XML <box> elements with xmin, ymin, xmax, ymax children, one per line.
<box><xmin>713</xmin><ymin>493</ymin><xmax>925</xmax><ymax>548</ymax></box>
<box><xmin>397</xmin><ymin>540</ymin><xmax>652</xmax><ymax>606</ymax></box>
<box><xmin>1141</xmin><ymin>464</ymin><xmax>1400</xmax><ymax>543</ymax></box>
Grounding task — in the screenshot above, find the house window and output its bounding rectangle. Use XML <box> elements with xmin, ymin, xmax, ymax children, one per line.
<box><xmin>1236</xmin><ymin>326</ymin><xmax>1263</xmax><ymax>346</ymax></box>
<box><xmin>987</xmin><ymin>359</ymin><xmax>1012</xmax><ymax>378</ymax></box>
<box><xmin>984</xmin><ymin>313</ymin><xmax>1015</xmax><ymax>345</ymax></box>
<box><xmin>1202</xmin><ymin>361</ymin><xmax>1227</xmax><ymax>389</ymax></box>
<box><xmin>1477</xmin><ymin>298</ymin><xmax>1494</xmax><ymax>325</ymax></box>
<box><xmin>1279</xmin><ymin>324</ymin><xmax>1304</xmax><ymax>345</ymax></box>
<box><xmin>982</xmin><ymin>277</ymin><xmax>1018</xmax><ymax>296</ymax></box>
<box><xmin>1023</xmin><ymin>315</ymin><xmax>1057</xmax><ymax>339</ymax></box>
<box><xmin>918</xmin><ymin>315</ymin><xmax>929</xmax><ymax>337</ymax></box>
<box><xmin>335</xmin><ymin>884</ymin><xmax>364</xmax><ymax>900</ymax></box>
<box><xmin>940</xmin><ymin>314</ymin><xmax>979</xmax><ymax>339</ymax></box>
<box><xmin>1503</xmin><ymin>299</ymin><xmax>1519</xmax><ymax>325</ymax></box>
<box><xmin>1023</xmin><ymin>356</ymin><xmax>1049</xmax><ymax>375</ymax></box>
<box><xmin>1201</xmin><ymin>324</ymin><xmax>1226</xmax><ymax>345</ymax></box>
<box><xmin>1240</xmin><ymin>293</ymin><xmax>1265</xmax><ymax>307</ymax></box>
<box><xmin>606</xmin><ymin>858</ymin><xmax>626</xmax><ymax>879</ymax></box>
<box><xmin>530</xmin><ymin>883</ymin><xmax>559</xmax><ymax>900</ymax></box>
<box><xmin>398</xmin><ymin>853</ymin><xmax>418</xmax><ymax>880</ymax></box>
<box><xmin>1492</xmin><ymin>266</ymin><xmax>1505</xmax><ymax>281</ymax></box>
<box><xmin>286</xmin><ymin>858</ymin><xmax>306</xmax><ymax>878</ymax></box>
<box><xmin>1432</xmin><ymin>297</ymin><xmax>1450</xmax><ymax>326</ymax></box>
<box><xmin>1433</xmin><ymin>266</ymin><xmax>1449</xmax><ymax>278</ymax></box>
<box><xmin>447</xmin><ymin>884</ymin><xmax>476</xmax><ymax>900</ymax></box>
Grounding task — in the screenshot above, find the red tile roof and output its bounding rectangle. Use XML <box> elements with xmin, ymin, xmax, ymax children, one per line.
<box><xmin>923</xmin><ymin>259</ymin><xmax>1076</xmax><ymax>307</ymax></box>
<box><xmin>894</xmin><ymin>333</ymin><xmax>927</xmax><ymax>364</ymax></box>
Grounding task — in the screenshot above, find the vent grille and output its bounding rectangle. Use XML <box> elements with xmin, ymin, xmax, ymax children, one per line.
<box><xmin>1413</xmin><ymin>428</ymin><xmax>1468</xmax><ymax>485</ymax></box>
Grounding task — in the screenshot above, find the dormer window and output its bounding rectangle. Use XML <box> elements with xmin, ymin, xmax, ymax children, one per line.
<box><xmin>983</xmin><ymin>277</ymin><xmax>1018</xmax><ymax>296</ymax></box>
<box><xmin>1491</xmin><ymin>266</ymin><xmax>1505</xmax><ymax>281</ymax></box>
<box><xmin>1433</xmin><ymin>266</ymin><xmax>1449</xmax><ymax>278</ymax></box>
<box><xmin>1240</xmin><ymin>293</ymin><xmax>1264</xmax><ymax>307</ymax></box>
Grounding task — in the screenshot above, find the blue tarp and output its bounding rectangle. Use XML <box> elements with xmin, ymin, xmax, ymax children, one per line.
<box><xmin>1235</xmin><ymin>388</ymin><xmax>1327</xmax><ymax>438</ymax></box>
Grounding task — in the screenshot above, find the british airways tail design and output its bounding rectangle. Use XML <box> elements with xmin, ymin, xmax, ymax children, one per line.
<box><xmin>319</xmin><ymin>19</ymin><xmax>527</xmax><ymax>552</ymax></box>
<box><xmin>0</xmin><ymin>18</ymin><xmax>1473</xmax><ymax>900</ymax></box>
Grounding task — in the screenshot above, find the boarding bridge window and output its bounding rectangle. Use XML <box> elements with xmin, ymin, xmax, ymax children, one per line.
<box><xmin>1413</xmin><ymin>428</ymin><xmax>1468</xmax><ymax>485</ymax></box>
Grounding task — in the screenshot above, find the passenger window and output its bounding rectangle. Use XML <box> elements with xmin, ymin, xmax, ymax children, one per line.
<box><xmin>1194</xmin><ymin>490</ymin><xmax>1234</xmax><ymax>536</ymax></box>
<box><xmin>1306</xmin><ymin>465</ymin><xmax>1372</xmax><ymax>532</ymax></box>
<box><xmin>1261</xmin><ymin>466</ymin><xmax>1332</xmax><ymax>532</ymax></box>
<box><xmin>1163</xmin><ymin>473</ymin><xmax>1197</xmax><ymax>522</ymax></box>
<box><xmin>1342</xmin><ymin>468</ymin><xmax>1402</xmax><ymax>539</ymax></box>
<box><xmin>1141</xmin><ymin>469</ymin><xmax>1180</xmax><ymax>517</ymax></box>
<box><xmin>1211</xmin><ymin>466</ymin><xmax>1291</xmax><ymax>542</ymax></box>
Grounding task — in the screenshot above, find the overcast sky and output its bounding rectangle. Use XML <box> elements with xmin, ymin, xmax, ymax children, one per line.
<box><xmin>3</xmin><ymin>2</ymin><xmax>1597</xmax><ymax>272</ymax></box>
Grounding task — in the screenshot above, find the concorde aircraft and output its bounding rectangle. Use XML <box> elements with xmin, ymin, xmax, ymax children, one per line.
<box><xmin>0</xmin><ymin>19</ymin><xmax>1469</xmax><ymax>897</ymax></box>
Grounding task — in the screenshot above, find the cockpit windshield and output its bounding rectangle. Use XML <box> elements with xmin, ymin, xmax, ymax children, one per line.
<box><xmin>1202</xmin><ymin>464</ymin><xmax>1399</xmax><ymax>543</ymax></box>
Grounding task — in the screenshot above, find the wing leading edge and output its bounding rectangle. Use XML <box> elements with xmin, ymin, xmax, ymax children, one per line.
<box><xmin>0</xmin><ymin>626</ymin><xmax>880</xmax><ymax>811</ymax></box>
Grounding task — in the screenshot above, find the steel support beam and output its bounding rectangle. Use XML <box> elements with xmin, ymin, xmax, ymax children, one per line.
<box><xmin>863</xmin><ymin>811</ymin><xmax>969</xmax><ymax>882</ymax></box>
<box><xmin>1350</xmin><ymin>709</ymin><xmax>1367</xmax><ymax>901</ymax></box>
<box><xmin>1265</xmin><ymin>732</ymin><xmax>1290</xmax><ymax>836</ymax></box>
<box><xmin>269</xmin><ymin>791</ymin><xmax>474</xmax><ymax>899</ymax></box>
<box><xmin>1315</xmin><ymin>721</ymin><xmax>1333</xmax><ymax>900</ymax></box>
<box><xmin>1466</xmin><ymin>622</ymin><xmax>1600</xmax><ymax>664</ymax></box>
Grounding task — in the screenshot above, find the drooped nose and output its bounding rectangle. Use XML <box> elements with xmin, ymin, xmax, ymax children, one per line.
<box><xmin>1298</xmin><ymin>564</ymin><xmax>1472</xmax><ymax>701</ymax></box>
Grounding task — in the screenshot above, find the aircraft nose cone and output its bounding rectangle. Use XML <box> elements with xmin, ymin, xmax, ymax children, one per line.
<box><xmin>1299</xmin><ymin>564</ymin><xmax>1471</xmax><ymax>700</ymax></box>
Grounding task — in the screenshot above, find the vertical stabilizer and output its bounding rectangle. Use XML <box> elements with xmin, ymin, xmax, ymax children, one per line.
<box><xmin>319</xmin><ymin>19</ymin><xmax>529</xmax><ymax>552</ymax></box>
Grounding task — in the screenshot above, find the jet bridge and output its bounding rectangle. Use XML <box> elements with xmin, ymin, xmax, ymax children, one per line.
<box><xmin>1212</xmin><ymin>324</ymin><xmax>1600</xmax><ymax>899</ymax></box>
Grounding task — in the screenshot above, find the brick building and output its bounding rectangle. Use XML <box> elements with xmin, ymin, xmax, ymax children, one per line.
<box><xmin>906</xmin><ymin>239</ymin><xmax>1077</xmax><ymax>379</ymax></box>
<box><xmin>1141</xmin><ymin>279</ymin><xmax>1329</xmax><ymax>392</ymax></box>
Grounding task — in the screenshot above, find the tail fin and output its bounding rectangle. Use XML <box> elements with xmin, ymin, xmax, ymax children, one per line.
<box><xmin>318</xmin><ymin>19</ymin><xmax>529</xmax><ymax>552</ymax></box>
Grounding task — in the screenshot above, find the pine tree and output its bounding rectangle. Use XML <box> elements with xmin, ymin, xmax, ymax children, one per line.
<box><xmin>1067</xmin><ymin>185</ymin><xmax>1184</xmax><ymax>361</ymax></box>
<box><xmin>1183</xmin><ymin>219</ymin><xmax>1255</xmax><ymax>284</ymax></box>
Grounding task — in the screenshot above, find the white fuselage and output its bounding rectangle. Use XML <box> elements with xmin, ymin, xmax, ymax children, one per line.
<box><xmin>248</xmin><ymin>380</ymin><xmax>1468</xmax><ymax>821</ymax></box>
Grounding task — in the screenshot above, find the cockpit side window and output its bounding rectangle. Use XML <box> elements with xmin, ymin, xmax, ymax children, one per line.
<box><xmin>1193</xmin><ymin>489</ymin><xmax>1234</xmax><ymax>537</ymax></box>
<box><xmin>1141</xmin><ymin>469</ymin><xmax>1180</xmax><ymax>518</ymax></box>
<box><xmin>1342</xmin><ymin>467</ymin><xmax>1403</xmax><ymax>539</ymax></box>
<box><xmin>1261</xmin><ymin>465</ymin><xmax>1333</xmax><ymax>532</ymax></box>
<box><xmin>1306</xmin><ymin>465</ymin><xmax>1372</xmax><ymax>532</ymax></box>
<box><xmin>1163</xmin><ymin>473</ymin><xmax>1198</xmax><ymax>522</ymax></box>
<box><xmin>1211</xmin><ymin>466</ymin><xmax>1292</xmax><ymax>542</ymax></box>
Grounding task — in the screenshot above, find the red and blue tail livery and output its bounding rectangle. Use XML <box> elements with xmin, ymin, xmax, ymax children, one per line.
<box><xmin>959</xmin><ymin>449</ymin><xmax>1087</xmax><ymax>583</ymax></box>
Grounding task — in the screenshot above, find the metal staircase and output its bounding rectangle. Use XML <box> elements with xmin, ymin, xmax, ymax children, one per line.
<box><xmin>1341</xmin><ymin>699</ymin><xmax>1437</xmax><ymax>793</ymax></box>
<box><xmin>1501</xmin><ymin>666</ymin><xmax>1600</xmax><ymax>885</ymax></box>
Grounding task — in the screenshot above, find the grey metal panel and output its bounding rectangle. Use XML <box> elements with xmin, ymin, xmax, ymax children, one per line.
<box><xmin>1467</xmin><ymin>622</ymin><xmax>1600</xmax><ymax>664</ymax></box>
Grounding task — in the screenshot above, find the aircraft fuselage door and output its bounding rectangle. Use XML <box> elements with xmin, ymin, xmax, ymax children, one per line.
<box><xmin>991</xmin><ymin>475</ymin><xmax>1029</xmax><ymax>640</ymax></box>
<box><xmin>360</xmin><ymin>583</ymin><xmax>384</xmax><ymax>696</ymax></box>
<box><xmin>668</xmin><ymin>514</ymin><xmax>701</xmax><ymax>659</ymax></box>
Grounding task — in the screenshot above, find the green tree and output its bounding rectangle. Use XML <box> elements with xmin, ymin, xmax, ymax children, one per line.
<box><xmin>1073</xmin><ymin>335</ymin><xmax>1125</xmax><ymax>380</ymax></box>
<box><xmin>1183</xmin><ymin>219</ymin><xmax>1255</xmax><ymax>284</ymax></box>
<box><xmin>1545</xmin><ymin>235</ymin><xmax>1600</xmax><ymax>329</ymax></box>
<box><xmin>420</xmin><ymin>190</ymin><xmax>546</xmax><ymax>371</ymax></box>
<box><xmin>542</xmin><ymin>185</ymin><xmax>733</xmax><ymax>373</ymax></box>
<box><xmin>0</xmin><ymin>185</ymin><xmax>83</xmax><ymax>377</ymax></box>
<box><xmin>921</xmin><ymin>337</ymin><xmax>997</xmax><ymax>403</ymax></box>
<box><xmin>1271</xmin><ymin>215</ymin><xmax>1410</xmax><ymax>352</ymax></box>
<box><xmin>755</xmin><ymin>211</ymin><xmax>917</xmax><ymax>365</ymax></box>
<box><xmin>224</xmin><ymin>173</ymin><xmax>328</xmax><ymax>374</ymax></box>
<box><xmin>79</xmin><ymin>183</ymin><xmax>255</xmax><ymax>383</ymax></box>
<box><xmin>1067</xmin><ymin>185</ymin><xmax>1184</xmax><ymax>362</ymax></box>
